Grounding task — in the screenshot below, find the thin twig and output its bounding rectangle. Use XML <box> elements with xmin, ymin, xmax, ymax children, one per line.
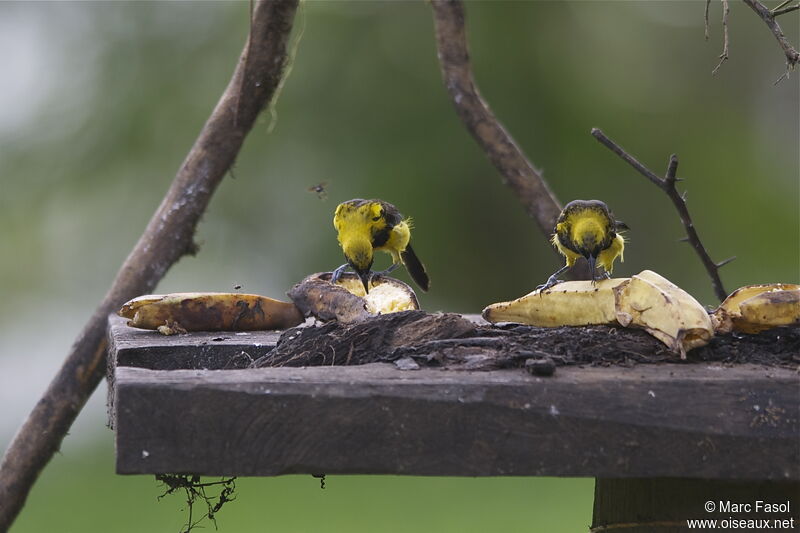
<box><xmin>742</xmin><ymin>0</ymin><xmax>799</xmax><ymax>70</ymax></box>
<box><xmin>712</xmin><ymin>0</ymin><xmax>730</xmax><ymax>75</ymax></box>
<box><xmin>773</xmin><ymin>3</ymin><xmax>800</xmax><ymax>15</ymax></box>
<box><xmin>772</xmin><ymin>0</ymin><xmax>792</xmax><ymax>11</ymax></box>
<box><xmin>0</xmin><ymin>1</ymin><xmax>299</xmax><ymax>530</ymax></box>
<box><xmin>591</xmin><ymin>129</ymin><xmax>731</xmax><ymax>302</ymax></box>
<box><xmin>704</xmin><ymin>0</ymin><xmax>712</xmax><ymax>39</ymax></box>
<box><xmin>429</xmin><ymin>1</ymin><xmax>562</xmax><ymax>240</ymax></box>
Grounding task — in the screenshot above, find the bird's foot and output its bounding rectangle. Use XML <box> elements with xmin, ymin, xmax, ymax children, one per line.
<box><xmin>535</xmin><ymin>276</ymin><xmax>564</xmax><ymax>293</ymax></box>
<box><xmin>330</xmin><ymin>263</ymin><xmax>349</xmax><ymax>284</ymax></box>
<box><xmin>590</xmin><ymin>270</ymin><xmax>611</xmax><ymax>284</ymax></box>
<box><xmin>373</xmin><ymin>263</ymin><xmax>400</xmax><ymax>279</ymax></box>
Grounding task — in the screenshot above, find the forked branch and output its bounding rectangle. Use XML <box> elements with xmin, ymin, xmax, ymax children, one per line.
<box><xmin>743</xmin><ymin>0</ymin><xmax>799</xmax><ymax>70</ymax></box>
<box><xmin>591</xmin><ymin>129</ymin><xmax>732</xmax><ymax>302</ymax></box>
<box><xmin>706</xmin><ymin>0</ymin><xmax>798</xmax><ymax>78</ymax></box>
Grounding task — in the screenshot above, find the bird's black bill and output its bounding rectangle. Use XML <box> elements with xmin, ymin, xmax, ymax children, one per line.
<box><xmin>357</xmin><ymin>270</ymin><xmax>372</xmax><ymax>294</ymax></box>
<box><xmin>588</xmin><ymin>255</ymin><xmax>597</xmax><ymax>282</ymax></box>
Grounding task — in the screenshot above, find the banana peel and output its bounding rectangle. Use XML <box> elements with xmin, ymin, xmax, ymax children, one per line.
<box><xmin>288</xmin><ymin>272</ymin><xmax>419</xmax><ymax>324</ymax></box>
<box><xmin>614</xmin><ymin>271</ymin><xmax>713</xmax><ymax>358</ymax></box>
<box><xmin>482</xmin><ymin>270</ymin><xmax>713</xmax><ymax>358</ymax></box>
<box><xmin>712</xmin><ymin>284</ymin><xmax>800</xmax><ymax>334</ymax></box>
<box><xmin>119</xmin><ymin>293</ymin><xmax>304</xmax><ymax>334</ymax></box>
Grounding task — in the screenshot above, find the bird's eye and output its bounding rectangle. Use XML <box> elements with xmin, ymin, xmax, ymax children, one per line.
<box><xmin>372</xmin><ymin>216</ymin><xmax>380</xmax><ymax>221</ymax></box>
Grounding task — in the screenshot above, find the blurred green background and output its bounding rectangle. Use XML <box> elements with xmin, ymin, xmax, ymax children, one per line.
<box><xmin>0</xmin><ymin>1</ymin><xmax>797</xmax><ymax>531</ymax></box>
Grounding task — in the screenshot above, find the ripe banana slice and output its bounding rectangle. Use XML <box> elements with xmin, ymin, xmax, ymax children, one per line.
<box><xmin>712</xmin><ymin>284</ymin><xmax>800</xmax><ymax>334</ymax></box>
<box><xmin>614</xmin><ymin>270</ymin><xmax>713</xmax><ymax>358</ymax></box>
<box><xmin>333</xmin><ymin>275</ymin><xmax>420</xmax><ymax>314</ymax></box>
<box><xmin>481</xmin><ymin>278</ymin><xmax>625</xmax><ymax>327</ymax></box>
<box><xmin>482</xmin><ymin>270</ymin><xmax>713</xmax><ymax>358</ymax></box>
<box><xmin>119</xmin><ymin>293</ymin><xmax>304</xmax><ymax>334</ymax></box>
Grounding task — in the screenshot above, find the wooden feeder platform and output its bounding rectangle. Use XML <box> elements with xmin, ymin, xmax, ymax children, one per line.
<box><xmin>107</xmin><ymin>314</ymin><xmax>800</xmax><ymax>532</ymax></box>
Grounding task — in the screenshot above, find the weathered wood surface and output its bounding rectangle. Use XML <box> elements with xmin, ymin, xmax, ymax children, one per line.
<box><xmin>112</xmin><ymin>363</ymin><xmax>799</xmax><ymax>479</ymax></box>
<box><xmin>108</xmin><ymin>315</ymin><xmax>282</xmax><ymax>371</ymax></box>
<box><xmin>107</xmin><ymin>315</ymin><xmax>283</xmax><ymax>428</ymax></box>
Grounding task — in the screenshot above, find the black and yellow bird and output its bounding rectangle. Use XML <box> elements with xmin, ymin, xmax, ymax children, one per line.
<box><xmin>331</xmin><ymin>199</ymin><xmax>429</xmax><ymax>293</ymax></box>
<box><xmin>539</xmin><ymin>199</ymin><xmax>627</xmax><ymax>290</ymax></box>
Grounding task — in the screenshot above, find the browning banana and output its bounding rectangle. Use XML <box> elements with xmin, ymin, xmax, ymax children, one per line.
<box><xmin>119</xmin><ymin>292</ymin><xmax>304</xmax><ymax>334</ymax></box>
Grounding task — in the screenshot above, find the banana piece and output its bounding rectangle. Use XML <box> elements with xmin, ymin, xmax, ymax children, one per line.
<box><xmin>482</xmin><ymin>270</ymin><xmax>713</xmax><ymax>358</ymax></box>
<box><xmin>119</xmin><ymin>292</ymin><xmax>304</xmax><ymax>334</ymax></box>
<box><xmin>712</xmin><ymin>284</ymin><xmax>800</xmax><ymax>334</ymax></box>
<box><xmin>288</xmin><ymin>272</ymin><xmax>420</xmax><ymax>324</ymax></box>
<box><xmin>613</xmin><ymin>270</ymin><xmax>713</xmax><ymax>359</ymax></box>
<box><xmin>481</xmin><ymin>278</ymin><xmax>625</xmax><ymax>327</ymax></box>
<box><xmin>334</xmin><ymin>276</ymin><xmax>420</xmax><ymax>314</ymax></box>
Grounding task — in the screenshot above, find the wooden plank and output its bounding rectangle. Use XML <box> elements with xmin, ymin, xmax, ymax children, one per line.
<box><xmin>106</xmin><ymin>315</ymin><xmax>283</xmax><ymax>429</ymax></box>
<box><xmin>108</xmin><ymin>315</ymin><xmax>283</xmax><ymax>371</ymax></box>
<box><xmin>113</xmin><ymin>363</ymin><xmax>799</xmax><ymax>479</ymax></box>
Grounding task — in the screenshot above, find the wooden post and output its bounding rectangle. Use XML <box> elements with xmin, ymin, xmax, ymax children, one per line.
<box><xmin>592</xmin><ymin>478</ymin><xmax>799</xmax><ymax>532</ymax></box>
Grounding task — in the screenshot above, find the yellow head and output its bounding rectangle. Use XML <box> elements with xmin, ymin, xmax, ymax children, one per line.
<box><xmin>334</xmin><ymin>200</ymin><xmax>387</xmax><ymax>291</ymax></box>
<box><xmin>554</xmin><ymin>199</ymin><xmax>625</xmax><ymax>277</ymax></box>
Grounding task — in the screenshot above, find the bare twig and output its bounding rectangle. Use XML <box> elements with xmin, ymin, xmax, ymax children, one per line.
<box><xmin>712</xmin><ymin>0</ymin><xmax>730</xmax><ymax>75</ymax></box>
<box><xmin>705</xmin><ymin>0</ymin><xmax>712</xmax><ymax>39</ymax></box>
<box><xmin>591</xmin><ymin>129</ymin><xmax>731</xmax><ymax>302</ymax></box>
<box><xmin>772</xmin><ymin>3</ymin><xmax>799</xmax><ymax>15</ymax></box>
<box><xmin>742</xmin><ymin>0</ymin><xmax>799</xmax><ymax>70</ymax></box>
<box><xmin>429</xmin><ymin>0</ymin><xmax>562</xmax><ymax>240</ymax></box>
<box><xmin>0</xmin><ymin>1</ymin><xmax>299</xmax><ymax>529</ymax></box>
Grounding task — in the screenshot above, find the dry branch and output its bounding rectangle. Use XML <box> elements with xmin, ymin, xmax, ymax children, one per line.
<box><xmin>706</xmin><ymin>0</ymin><xmax>798</xmax><ymax>78</ymax></box>
<box><xmin>712</xmin><ymin>0</ymin><xmax>731</xmax><ymax>75</ymax></box>
<box><xmin>0</xmin><ymin>1</ymin><xmax>299</xmax><ymax>529</ymax></box>
<box><xmin>429</xmin><ymin>0</ymin><xmax>562</xmax><ymax>241</ymax></box>
<box><xmin>591</xmin><ymin>128</ymin><xmax>731</xmax><ymax>302</ymax></box>
<box><xmin>742</xmin><ymin>0</ymin><xmax>799</xmax><ymax>71</ymax></box>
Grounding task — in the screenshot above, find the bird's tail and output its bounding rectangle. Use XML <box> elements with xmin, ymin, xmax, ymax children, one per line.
<box><xmin>401</xmin><ymin>244</ymin><xmax>430</xmax><ymax>292</ymax></box>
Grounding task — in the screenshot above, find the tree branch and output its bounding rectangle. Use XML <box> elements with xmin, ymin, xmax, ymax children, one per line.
<box><xmin>0</xmin><ymin>0</ymin><xmax>299</xmax><ymax>529</ymax></box>
<box><xmin>429</xmin><ymin>0</ymin><xmax>563</xmax><ymax>241</ymax></box>
<box><xmin>591</xmin><ymin>129</ymin><xmax>731</xmax><ymax>302</ymax></box>
<box><xmin>742</xmin><ymin>0</ymin><xmax>799</xmax><ymax>70</ymax></box>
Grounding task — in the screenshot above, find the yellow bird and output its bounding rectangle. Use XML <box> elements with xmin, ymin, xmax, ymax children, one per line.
<box><xmin>539</xmin><ymin>199</ymin><xmax>627</xmax><ymax>290</ymax></box>
<box><xmin>332</xmin><ymin>199</ymin><xmax>430</xmax><ymax>293</ymax></box>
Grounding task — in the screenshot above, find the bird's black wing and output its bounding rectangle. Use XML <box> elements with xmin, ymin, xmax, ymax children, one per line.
<box><xmin>369</xmin><ymin>201</ymin><xmax>403</xmax><ymax>248</ymax></box>
<box><xmin>401</xmin><ymin>243</ymin><xmax>430</xmax><ymax>292</ymax></box>
<box><xmin>377</xmin><ymin>200</ymin><xmax>403</xmax><ymax>228</ymax></box>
